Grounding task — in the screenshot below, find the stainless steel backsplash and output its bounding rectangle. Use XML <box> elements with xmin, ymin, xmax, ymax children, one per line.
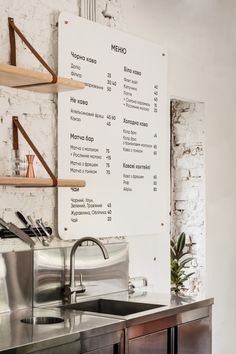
<box><xmin>0</xmin><ymin>250</ymin><xmax>33</xmax><ymax>313</ymax></box>
<box><xmin>0</xmin><ymin>242</ymin><xmax>129</xmax><ymax>313</ymax></box>
<box><xmin>34</xmin><ymin>242</ymin><xmax>129</xmax><ymax>307</ymax></box>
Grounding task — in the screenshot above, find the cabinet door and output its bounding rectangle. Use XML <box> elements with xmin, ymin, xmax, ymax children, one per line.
<box><xmin>128</xmin><ymin>329</ymin><xmax>167</xmax><ymax>354</ymax></box>
<box><xmin>178</xmin><ymin>317</ymin><xmax>211</xmax><ymax>354</ymax></box>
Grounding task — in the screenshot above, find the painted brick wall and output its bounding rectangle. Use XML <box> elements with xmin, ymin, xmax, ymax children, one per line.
<box><xmin>171</xmin><ymin>99</ymin><xmax>205</xmax><ymax>294</ymax></box>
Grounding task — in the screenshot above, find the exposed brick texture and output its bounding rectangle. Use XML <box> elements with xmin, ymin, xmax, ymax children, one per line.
<box><xmin>171</xmin><ymin>99</ymin><xmax>205</xmax><ymax>294</ymax></box>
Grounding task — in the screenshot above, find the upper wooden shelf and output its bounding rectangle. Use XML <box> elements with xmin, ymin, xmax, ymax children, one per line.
<box><xmin>0</xmin><ymin>64</ymin><xmax>85</xmax><ymax>93</ymax></box>
<box><xmin>0</xmin><ymin>176</ymin><xmax>86</xmax><ymax>188</ymax></box>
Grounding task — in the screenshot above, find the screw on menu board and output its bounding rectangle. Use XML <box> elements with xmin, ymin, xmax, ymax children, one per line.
<box><xmin>64</xmin><ymin>228</ymin><xmax>68</xmax><ymax>231</ymax></box>
<box><xmin>65</xmin><ymin>21</ymin><xmax>68</xmax><ymax>24</ymax></box>
<box><xmin>162</xmin><ymin>53</ymin><xmax>165</xmax><ymax>56</ymax></box>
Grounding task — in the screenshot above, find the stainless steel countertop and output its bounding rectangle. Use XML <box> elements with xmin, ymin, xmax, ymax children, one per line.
<box><xmin>0</xmin><ymin>307</ymin><xmax>124</xmax><ymax>352</ymax></box>
<box><xmin>75</xmin><ymin>289</ymin><xmax>214</xmax><ymax>327</ymax></box>
<box><xmin>0</xmin><ymin>290</ymin><xmax>214</xmax><ymax>352</ymax></box>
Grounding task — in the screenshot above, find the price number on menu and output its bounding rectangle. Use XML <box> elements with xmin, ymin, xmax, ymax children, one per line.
<box><xmin>107</xmin><ymin>202</ymin><xmax>112</xmax><ymax>222</ymax></box>
<box><xmin>105</xmin><ymin>148</ymin><xmax>112</xmax><ymax>175</ymax></box>
<box><xmin>107</xmin><ymin>72</ymin><xmax>117</xmax><ymax>93</ymax></box>
<box><xmin>153</xmin><ymin>175</ymin><xmax>158</xmax><ymax>192</ymax></box>
<box><xmin>106</xmin><ymin>114</ymin><xmax>116</xmax><ymax>127</ymax></box>
<box><xmin>153</xmin><ymin>84</ymin><xmax>159</xmax><ymax>113</ymax></box>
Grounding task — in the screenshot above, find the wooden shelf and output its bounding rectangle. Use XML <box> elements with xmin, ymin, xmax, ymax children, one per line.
<box><xmin>0</xmin><ymin>64</ymin><xmax>85</xmax><ymax>93</ymax></box>
<box><xmin>0</xmin><ymin>176</ymin><xmax>86</xmax><ymax>187</ymax></box>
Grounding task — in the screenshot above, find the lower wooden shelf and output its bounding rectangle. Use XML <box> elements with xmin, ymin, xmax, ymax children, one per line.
<box><xmin>0</xmin><ymin>177</ymin><xmax>86</xmax><ymax>187</ymax></box>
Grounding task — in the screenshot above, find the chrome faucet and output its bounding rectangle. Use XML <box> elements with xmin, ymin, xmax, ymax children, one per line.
<box><xmin>63</xmin><ymin>237</ymin><xmax>109</xmax><ymax>304</ymax></box>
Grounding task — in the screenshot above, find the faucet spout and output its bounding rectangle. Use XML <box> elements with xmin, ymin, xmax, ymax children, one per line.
<box><xmin>63</xmin><ymin>237</ymin><xmax>109</xmax><ymax>304</ymax></box>
<box><xmin>70</xmin><ymin>237</ymin><xmax>109</xmax><ymax>265</ymax></box>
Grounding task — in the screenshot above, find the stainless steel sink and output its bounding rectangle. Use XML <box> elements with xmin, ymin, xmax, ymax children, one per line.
<box><xmin>21</xmin><ymin>316</ymin><xmax>64</xmax><ymax>325</ymax></box>
<box><xmin>62</xmin><ymin>299</ymin><xmax>164</xmax><ymax>316</ymax></box>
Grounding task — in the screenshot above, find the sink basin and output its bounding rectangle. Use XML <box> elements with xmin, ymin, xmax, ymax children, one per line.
<box><xmin>62</xmin><ymin>299</ymin><xmax>164</xmax><ymax>316</ymax></box>
<box><xmin>21</xmin><ymin>316</ymin><xmax>64</xmax><ymax>325</ymax></box>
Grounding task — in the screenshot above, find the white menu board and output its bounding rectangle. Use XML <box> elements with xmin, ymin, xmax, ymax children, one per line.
<box><xmin>58</xmin><ymin>13</ymin><xmax>169</xmax><ymax>239</ymax></box>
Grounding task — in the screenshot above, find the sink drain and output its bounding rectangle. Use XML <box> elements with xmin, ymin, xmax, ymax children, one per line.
<box><xmin>21</xmin><ymin>316</ymin><xmax>64</xmax><ymax>325</ymax></box>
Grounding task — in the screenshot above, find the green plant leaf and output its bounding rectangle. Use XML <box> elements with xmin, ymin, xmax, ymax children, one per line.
<box><xmin>170</xmin><ymin>247</ymin><xmax>176</xmax><ymax>260</ymax></box>
<box><xmin>179</xmin><ymin>251</ymin><xmax>191</xmax><ymax>259</ymax></box>
<box><xmin>171</xmin><ymin>239</ymin><xmax>175</xmax><ymax>248</ymax></box>
<box><xmin>179</xmin><ymin>258</ymin><xmax>193</xmax><ymax>268</ymax></box>
<box><xmin>176</xmin><ymin>232</ymin><xmax>186</xmax><ymax>255</ymax></box>
<box><xmin>170</xmin><ymin>231</ymin><xmax>195</xmax><ymax>294</ymax></box>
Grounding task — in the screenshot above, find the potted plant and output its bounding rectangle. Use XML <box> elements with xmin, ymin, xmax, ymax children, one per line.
<box><xmin>171</xmin><ymin>232</ymin><xmax>194</xmax><ymax>294</ymax></box>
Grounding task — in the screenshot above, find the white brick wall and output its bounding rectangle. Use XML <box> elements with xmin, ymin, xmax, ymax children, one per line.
<box><xmin>171</xmin><ymin>99</ymin><xmax>205</xmax><ymax>294</ymax></box>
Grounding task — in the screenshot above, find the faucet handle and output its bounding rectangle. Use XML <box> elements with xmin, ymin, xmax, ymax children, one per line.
<box><xmin>63</xmin><ymin>273</ymin><xmax>86</xmax><ymax>304</ymax></box>
<box><xmin>74</xmin><ymin>284</ymin><xmax>86</xmax><ymax>295</ymax></box>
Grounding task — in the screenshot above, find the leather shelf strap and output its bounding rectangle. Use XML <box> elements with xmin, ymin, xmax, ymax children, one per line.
<box><xmin>8</xmin><ymin>17</ymin><xmax>57</xmax><ymax>88</ymax></box>
<box><xmin>12</xmin><ymin>116</ymin><xmax>57</xmax><ymax>186</ymax></box>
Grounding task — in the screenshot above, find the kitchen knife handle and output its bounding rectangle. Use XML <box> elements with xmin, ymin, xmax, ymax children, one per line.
<box><xmin>16</xmin><ymin>211</ymin><xmax>29</xmax><ymax>227</ymax></box>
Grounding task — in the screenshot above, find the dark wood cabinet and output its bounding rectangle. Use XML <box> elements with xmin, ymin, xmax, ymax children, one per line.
<box><xmin>126</xmin><ymin>305</ymin><xmax>212</xmax><ymax>354</ymax></box>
